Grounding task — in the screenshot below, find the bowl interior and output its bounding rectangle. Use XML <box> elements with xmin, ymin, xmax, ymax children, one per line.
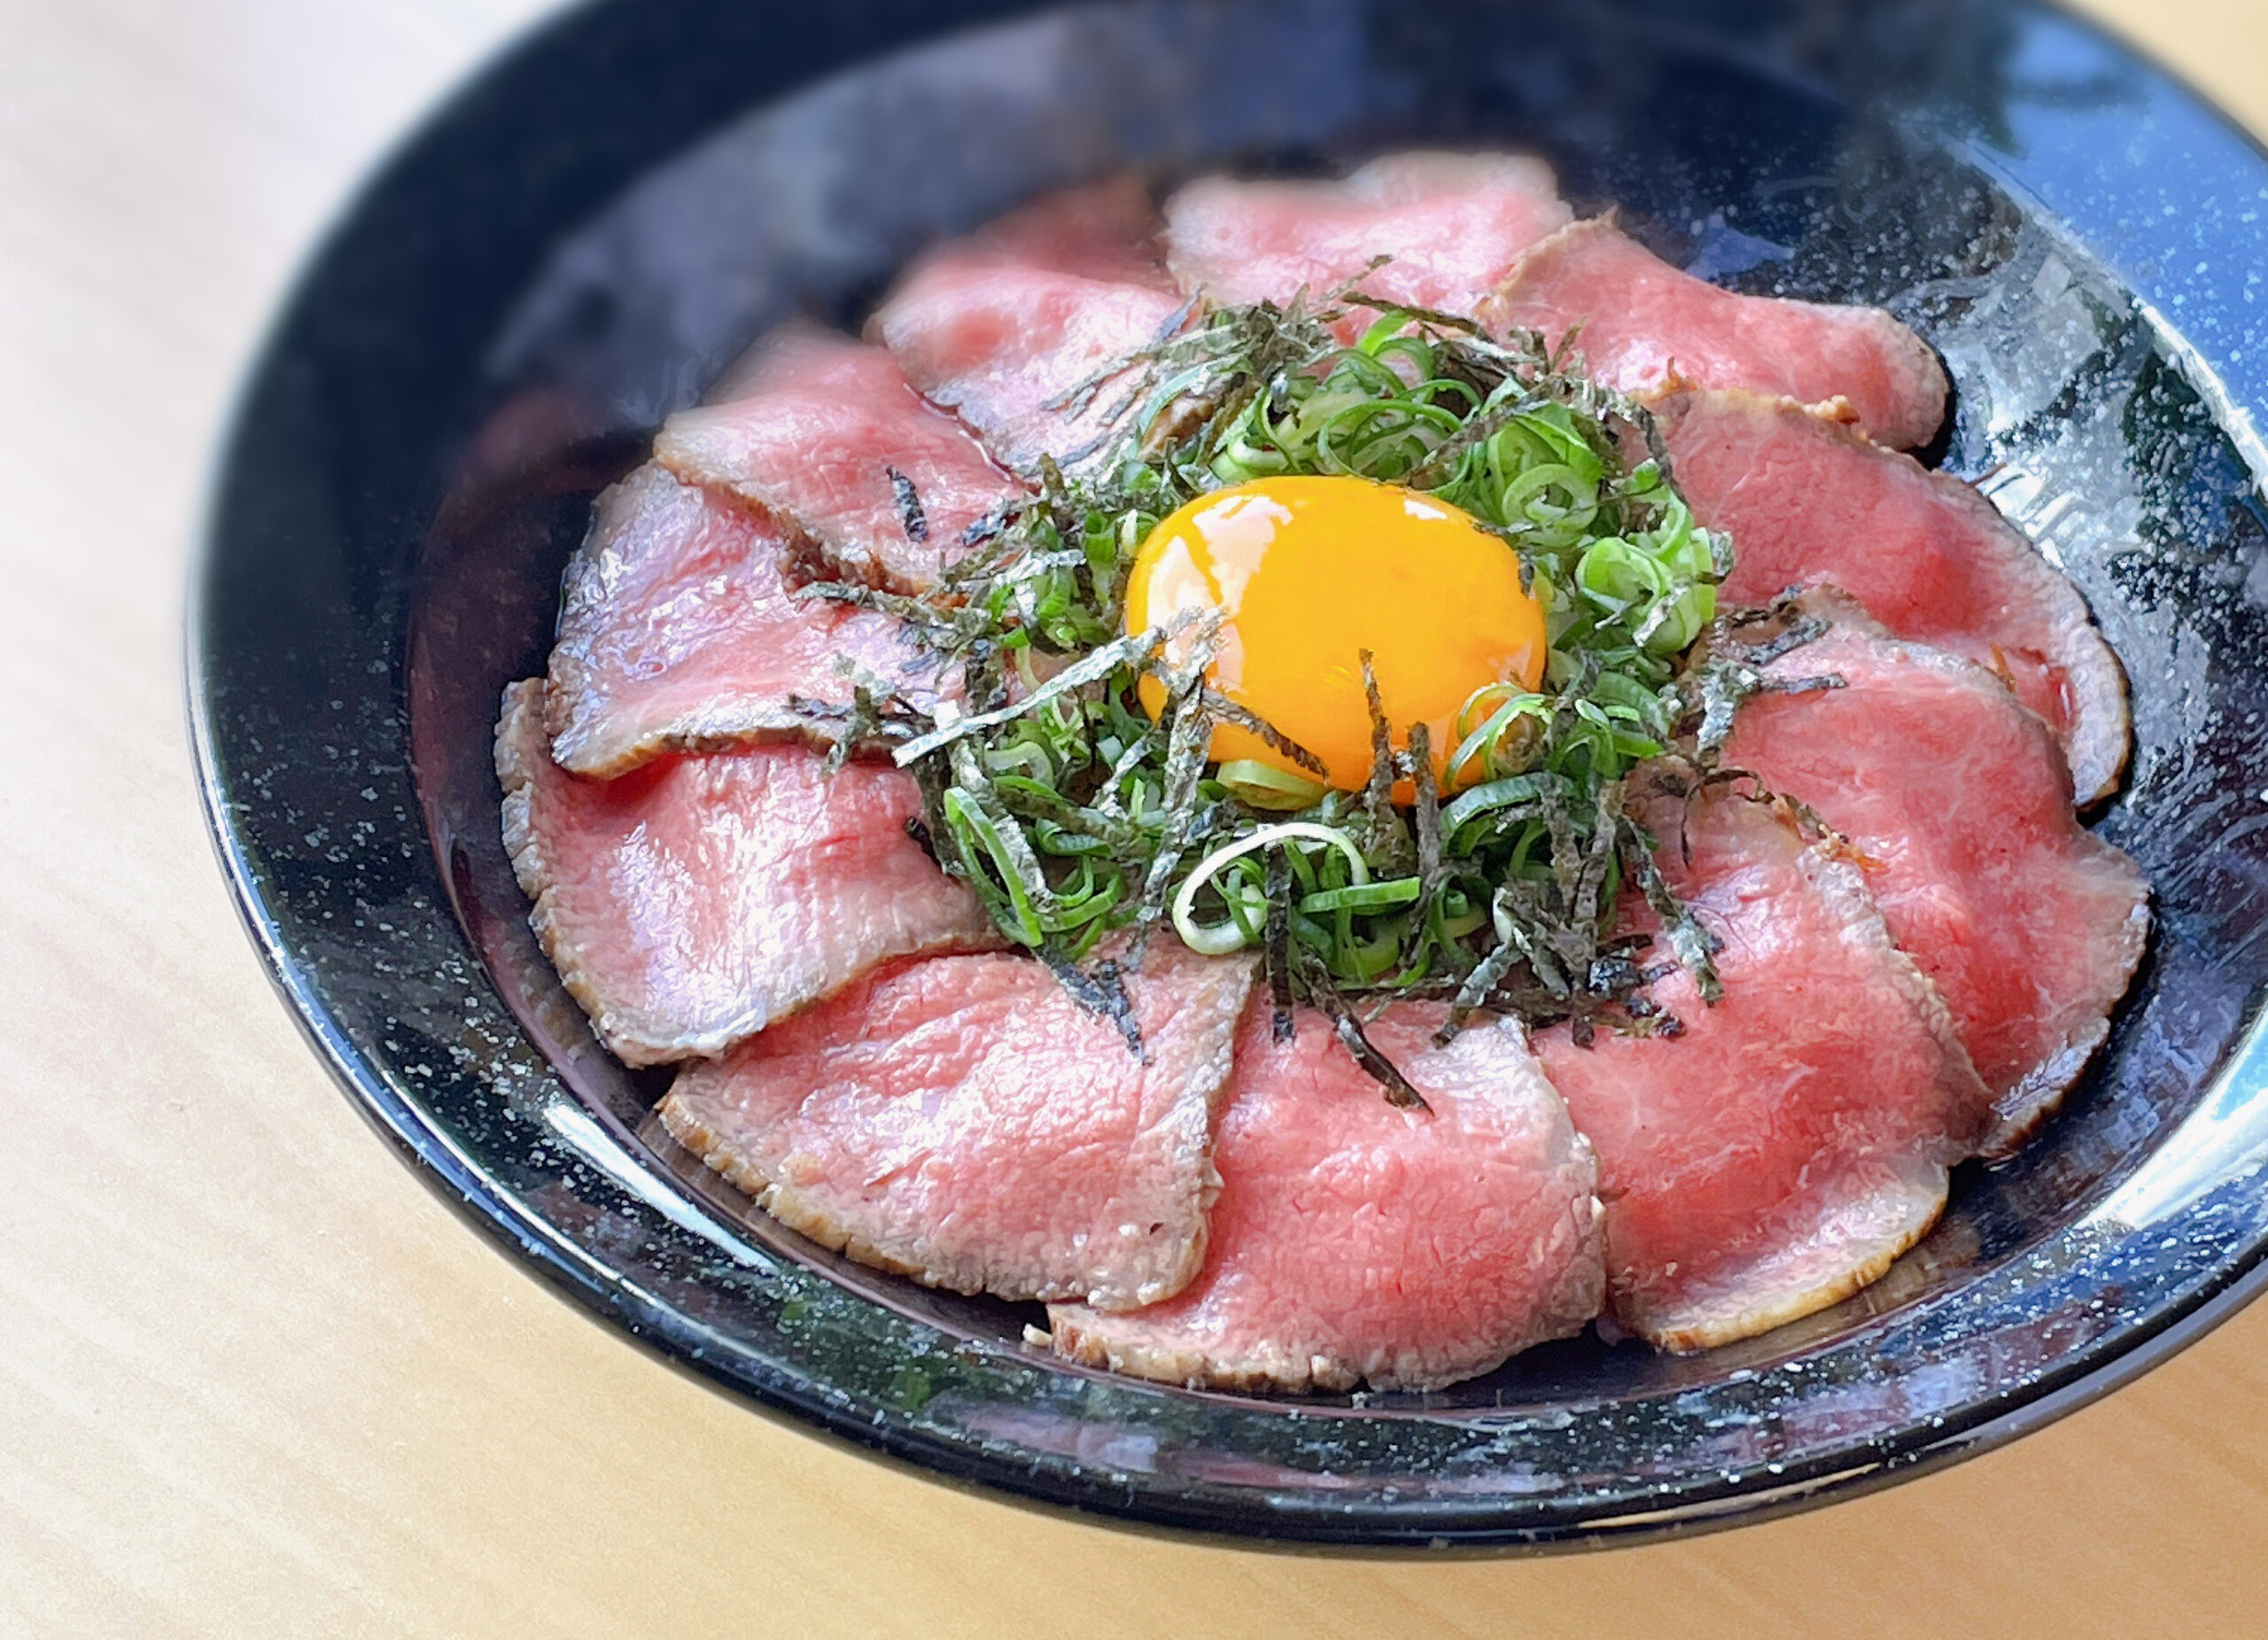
<box><xmin>200</xmin><ymin>0</ymin><xmax>2268</xmax><ymax>1546</ymax></box>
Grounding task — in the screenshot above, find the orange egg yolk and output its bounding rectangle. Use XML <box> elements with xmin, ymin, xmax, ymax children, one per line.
<box><xmin>1124</xmin><ymin>476</ymin><xmax>1548</xmax><ymax>790</ymax></box>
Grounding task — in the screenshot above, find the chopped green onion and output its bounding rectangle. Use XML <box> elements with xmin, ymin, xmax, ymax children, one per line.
<box><xmin>1216</xmin><ymin>758</ymin><xmax>1330</xmax><ymax>812</ymax></box>
<box><xmin>856</xmin><ymin>292</ymin><xmax>1736</xmax><ymax>1092</ymax></box>
<box><xmin>1173</xmin><ymin>824</ymin><xmax>1370</xmax><ymax>956</ymax></box>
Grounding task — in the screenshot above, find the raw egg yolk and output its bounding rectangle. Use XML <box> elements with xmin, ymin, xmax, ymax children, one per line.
<box><xmin>1124</xmin><ymin>476</ymin><xmax>1547</xmax><ymax>790</ymax></box>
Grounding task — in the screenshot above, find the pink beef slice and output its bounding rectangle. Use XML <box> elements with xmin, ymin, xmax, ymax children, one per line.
<box><xmin>1533</xmin><ymin>772</ymin><xmax>1994</xmax><ymax>1353</ymax></box>
<box><xmin>1048</xmin><ymin>999</ymin><xmax>1604</xmax><ymax>1393</ymax></box>
<box><xmin>1652</xmin><ymin>387</ymin><xmax>2131</xmax><ymax>804</ymax></box>
<box><xmin>870</xmin><ymin>260</ymin><xmax>1184</xmax><ymax>478</ymax></box>
<box><xmin>1722</xmin><ymin>592</ymin><xmax>2151</xmax><ymax>1154</ymax></box>
<box><xmin>1163</xmin><ymin>152</ymin><xmax>1572</xmax><ymax>343</ymax></box>
<box><xmin>497</xmin><ymin>680</ymin><xmax>998</xmax><ymax>1066</ymax></box>
<box><xmin>654</xmin><ymin>324</ymin><xmax>1024</xmax><ymax>593</ymax></box>
<box><xmin>1481</xmin><ymin>219</ymin><xmax>1949</xmax><ymax>450</ymax></box>
<box><xmin>543</xmin><ymin>463</ymin><xmax>956</xmax><ymax>779</ymax></box>
<box><xmin>869</xmin><ymin>182</ymin><xmax>1189</xmax><ymax>477</ymax></box>
<box><xmin>951</xmin><ymin>174</ymin><xmax>1174</xmax><ymax>290</ymax></box>
<box><xmin>656</xmin><ymin>944</ymin><xmax>1255</xmax><ymax>1310</ymax></box>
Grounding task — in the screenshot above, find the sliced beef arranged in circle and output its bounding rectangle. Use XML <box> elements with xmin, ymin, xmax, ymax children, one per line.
<box><xmin>1483</xmin><ymin>220</ymin><xmax>1948</xmax><ymax>450</ymax></box>
<box><xmin>1719</xmin><ymin>593</ymin><xmax>2151</xmax><ymax>1153</ymax></box>
<box><xmin>493</xmin><ymin>153</ymin><xmax>2155</xmax><ymax>1381</ymax></box>
<box><xmin>869</xmin><ymin>181</ymin><xmax>1189</xmax><ymax>478</ymax></box>
<box><xmin>655</xmin><ymin>325</ymin><xmax>1023</xmax><ymax>594</ymax></box>
<box><xmin>1532</xmin><ymin>770</ymin><xmax>1993</xmax><ymax>1353</ymax></box>
<box><xmin>657</xmin><ymin>944</ymin><xmax>1254</xmax><ymax>1310</ymax></box>
<box><xmin>544</xmin><ymin>464</ymin><xmax>956</xmax><ymax>779</ymax></box>
<box><xmin>497</xmin><ymin>680</ymin><xmax>998</xmax><ymax>1067</ymax></box>
<box><xmin>1163</xmin><ymin>152</ymin><xmax>1572</xmax><ymax>342</ymax></box>
<box><xmin>1651</xmin><ymin>387</ymin><xmax>2130</xmax><ymax>804</ymax></box>
<box><xmin>1049</xmin><ymin>999</ymin><xmax>1604</xmax><ymax>1392</ymax></box>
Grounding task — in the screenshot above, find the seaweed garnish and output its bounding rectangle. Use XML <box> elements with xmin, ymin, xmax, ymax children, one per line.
<box><xmin>1263</xmin><ymin>845</ymin><xmax>1296</xmax><ymax>1043</ymax></box>
<box><xmin>1200</xmin><ymin>690</ymin><xmax>1330</xmax><ymax>780</ymax></box>
<box><xmin>787</xmin><ymin>680</ymin><xmax>938</xmax><ymax>775</ymax></box>
<box><xmin>1356</xmin><ymin>651</ymin><xmax>1415</xmax><ymax>871</ymax></box>
<box><xmin>1622</xmin><ymin>808</ymin><xmax>1724</xmax><ymax>1006</ymax></box>
<box><xmin>1335</xmin><ymin>1010</ymin><xmax>1430</xmax><ymax>1113</ymax></box>
<box><xmin>903</xmin><ymin>812</ymin><xmax>940</xmax><ymax>866</ymax></box>
<box><xmin>885</xmin><ymin>464</ymin><xmax>928</xmax><ymax>542</ymax></box>
<box><xmin>1042</xmin><ymin>947</ymin><xmax>1146</xmax><ymax>1061</ymax></box>
<box><xmin>1298</xmin><ymin>946</ymin><xmax>1430</xmax><ymax>1113</ymax></box>
<box><xmin>1130</xmin><ymin>631</ymin><xmax>1222</xmax><ymax>947</ymax></box>
<box><xmin>814</xmin><ymin>684</ymin><xmax>888</xmax><ymax>778</ymax></box>
<box><xmin>1409</xmin><ymin>720</ymin><xmax>1444</xmax><ymax>929</ymax></box>
<box><xmin>1677</xmin><ymin>598</ymin><xmax>1843</xmax><ymax>765</ymax></box>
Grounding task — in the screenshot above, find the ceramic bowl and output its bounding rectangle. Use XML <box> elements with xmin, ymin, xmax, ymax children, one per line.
<box><xmin>194</xmin><ymin>0</ymin><xmax>2268</xmax><ymax>1550</ymax></box>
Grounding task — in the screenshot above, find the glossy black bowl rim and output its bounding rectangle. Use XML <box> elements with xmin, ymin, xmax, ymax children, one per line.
<box><xmin>187</xmin><ymin>0</ymin><xmax>2268</xmax><ymax>1552</ymax></box>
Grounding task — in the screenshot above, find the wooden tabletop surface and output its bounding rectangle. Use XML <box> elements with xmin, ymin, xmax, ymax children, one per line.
<box><xmin>7</xmin><ymin>2</ymin><xmax>2268</xmax><ymax>1633</ymax></box>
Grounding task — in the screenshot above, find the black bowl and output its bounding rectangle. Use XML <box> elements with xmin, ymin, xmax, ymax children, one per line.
<box><xmin>193</xmin><ymin>0</ymin><xmax>2268</xmax><ymax>1551</ymax></box>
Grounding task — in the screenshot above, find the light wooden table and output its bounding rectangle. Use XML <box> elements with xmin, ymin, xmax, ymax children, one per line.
<box><xmin>5</xmin><ymin>2</ymin><xmax>2266</xmax><ymax>1634</ymax></box>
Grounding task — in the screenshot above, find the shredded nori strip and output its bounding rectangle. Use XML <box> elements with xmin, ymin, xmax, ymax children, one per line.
<box><xmin>1131</xmin><ymin>650</ymin><xmax>1219</xmax><ymax>940</ymax></box>
<box><xmin>1680</xmin><ymin>602</ymin><xmax>1844</xmax><ymax>761</ymax></box>
<box><xmin>1621</xmin><ymin>811</ymin><xmax>1723</xmax><ymax>1005</ymax></box>
<box><xmin>800</xmin><ymin>579</ymin><xmax>994</xmax><ymax>648</ymax></box>
<box><xmin>1441</xmin><ymin>934</ymin><xmax>1526</xmax><ymax>1043</ymax></box>
<box><xmin>816</xmin><ymin>684</ymin><xmax>882</xmax><ymax>778</ymax></box>
<box><xmin>1355</xmin><ymin>651</ymin><xmax>1414</xmax><ymax>871</ymax></box>
<box><xmin>885</xmin><ymin>465</ymin><xmax>928</xmax><ymax>543</ymax></box>
<box><xmin>1263</xmin><ymin>845</ymin><xmax>1296</xmax><ymax>1043</ymax></box>
<box><xmin>1298</xmin><ymin>947</ymin><xmax>1429</xmax><ymax>1112</ymax></box>
<box><xmin>890</xmin><ymin>627</ymin><xmax>1168</xmax><ymax>766</ymax></box>
<box><xmin>1042</xmin><ymin>948</ymin><xmax>1146</xmax><ymax>1061</ymax></box>
<box><xmin>1334</xmin><ymin>1011</ymin><xmax>1428</xmax><ymax>1111</ymax></box>
<box><xmin>1199</xmin><ymin>688</ymin><xmax>1330</xmax><ymax>779</ymax></box>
